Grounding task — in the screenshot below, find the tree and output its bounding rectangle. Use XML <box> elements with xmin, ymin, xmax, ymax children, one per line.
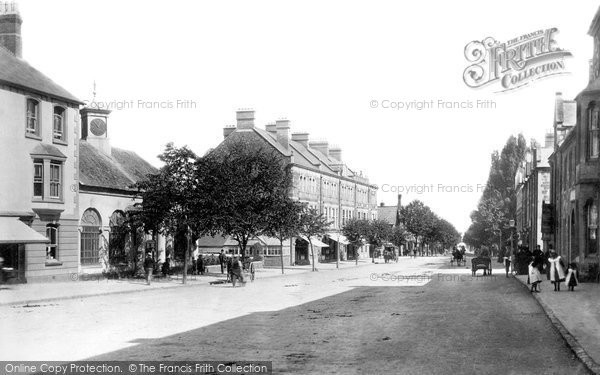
<box><xmin>135</xmin><ymin>143</ymin><xmax>199</xmax><ymax>284</ymax></box>
<box><xmin>265</xmin><ymin>199</ymin><xmax>305</xmax><ymax>274</ymax></box>
<box><xmin>390</xmin><ymin>224</ymin><xmax>409</xmax><ymax>254</ymax></box>
<box><xmin>194</xmin><ymin>137</ymin><xmax>293</xmax><ymax>259</ymax></box>
<box><xmin>298</xmin><ymin>207</ymin><xmax>331</xmax><ymax>271</ymax></box>
<box><xmin>342</xmin><ymin>218</ymin><xmax>371</xmax><ymax>265</ymax></box>
<box><xmin>400</xmin><ymin>200</ymin><xmax>436</xmax><ymax>255</ymax></box>
<box><xmin>367</xmin><ymin>219</ymin><xmax>393</xmax><ymax>262</ymax></box>
<box><xmin>465</xmin><ymin>134</ymin><xmax>527</xmax><ymax>250</ymax></box>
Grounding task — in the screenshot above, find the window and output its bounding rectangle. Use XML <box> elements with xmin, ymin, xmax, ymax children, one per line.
<box><xmin>26</xmin><ymin>99</ymin><xmax>39</xmax><ymax>136</ymax></box>
<box><xmin>266</xmin><ymin>246</ymin><xmax>281</xmax><ymax>256</ymax></box>
<box><xmin>53</xmin><ymin>107</ymin><xmax>65</xmax><ymax>141</ymax></box>
<box><xmin>33</xmin><ymin>160</ymin><xmax>43</xmax><ymax>198</ymax></box>
<box><xmin>589</xmin><ymin>105</ymin><xmax>600</xmax><ymax>158</ymax></box>
<box><xmin>49</xmin><ymin>163</ymin><xmax>62</xmax><ymax>199</ymax></box>
<box><xmin>80</xmin><ymin>208</ymin><xmax>101</xmax><ymax>265</ymax></box>
<box><xmin>587</xmin><ymin>201</ymin><xmax>598</xmax><ymax>255</ymax></box>
<box><xmin>46</xmin><ymin>225</ymin><xmax>58</xmax><ymax>260</ymax></box>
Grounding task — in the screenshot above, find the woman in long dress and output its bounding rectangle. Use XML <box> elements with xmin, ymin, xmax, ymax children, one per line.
<box><xmin>548</xmin><ymin>249</ymin><xmax>566</xmax><ymax>291</ymax></box>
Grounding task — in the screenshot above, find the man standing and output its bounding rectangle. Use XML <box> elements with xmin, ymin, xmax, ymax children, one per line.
<box><xmin>144</xmin><ymin>252</ymin><xmax>154</xmax><ymax>285</ymax></box>
<box><xmin>219</xmin><ymin>249</ymin><xmax>226</xmax><ymax>274</ymax></box>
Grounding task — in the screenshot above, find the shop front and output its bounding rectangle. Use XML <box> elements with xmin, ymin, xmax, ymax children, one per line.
<box><xmin>0</xmin><ymin>216</ymin><xmax>49</xmax><ymax>283</ymax></box>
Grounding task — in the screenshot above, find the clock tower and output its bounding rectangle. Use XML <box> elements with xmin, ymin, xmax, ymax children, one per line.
<box><xmin>80</xmin><ymin>107</ymin><xmax>111</xmax><ymax>156</ymax></box>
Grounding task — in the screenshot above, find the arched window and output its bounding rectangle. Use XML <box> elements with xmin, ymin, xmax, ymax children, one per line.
<box><xmin>589</xmin><ymin>103</ymin><xmax>600</xmax><ymax>158</ymax></box>
<box><xmin>587</xmin><ymin>201</ymin><xmax>598</xmax><ymax>255</ymax></box>
<box><xmin>80</xmin><ymin>208</ymin><xmax>101</xmax><ymax>265</ymax></box>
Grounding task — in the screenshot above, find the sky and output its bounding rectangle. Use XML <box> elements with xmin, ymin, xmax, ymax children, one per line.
<box><xmin>15</xmin><ymin>0</ymin><xmax>600</xmax><ymax>234</ymax></box>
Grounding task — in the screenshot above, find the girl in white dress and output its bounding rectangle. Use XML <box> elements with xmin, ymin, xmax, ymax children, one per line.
<box><xmin>528</xmin><ymin>260</ymin><xmax>543</xmax><ymax>292</ymax></box>
<box><xmin>548</xmin><ymin>250</ymin><xmax>566</xmax><ymax>291</ymax></box>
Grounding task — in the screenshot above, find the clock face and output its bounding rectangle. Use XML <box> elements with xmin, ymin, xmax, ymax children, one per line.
<box><xmin>90</xmin><ymin>118</ymin><xmax>107</xmax><ymax>136</ymax></box>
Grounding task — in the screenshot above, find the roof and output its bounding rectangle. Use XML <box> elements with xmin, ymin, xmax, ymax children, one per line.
<box><xmin>79</xmin><ymin>141</ymin><xmax>157</xmax><ymax>191</ymax></box>
<box><xmin>0</xmin><ymin>47</ymin><xmax>81</xmax><ymax>104</ymax></box>
<box><xmin>196</xmin><ymin>235</ymin><xmax>228</xmax><ymax>248</ymax></box>
<box><xmin>377</xmin><ymin>206</ymin><xmax>399</xmax><ymax>226</ymax></box>
<box><xmin>221</xmin><ymin>126</ymin><xmax>370</xmax><ymax>184</ymax></box>
<box><xmin>30</xmin><ymin>143</ymin><xmax>67</xmax><ymax>159</ymax></box>
<box><xmin>0</xmin><ymin>217</ymin><xmax>49</xmax><ymax>244</ymax></box>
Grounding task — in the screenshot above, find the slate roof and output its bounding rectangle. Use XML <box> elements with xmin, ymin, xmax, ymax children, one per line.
<box><xmin>0</xmin><ymin>46</ymin><xmax>81</xmax><ymax>104</ymax></box>
<box><xmin>79</xmin><ymin>141</ymin><xmax>157</xmax><ymax>191</ymax></box>
<box><xmin>377</xmin><ymin>205</ymin><xmax>399</xmax><ymax>226</ymax></box>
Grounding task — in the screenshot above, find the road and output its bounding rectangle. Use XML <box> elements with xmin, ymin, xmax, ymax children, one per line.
<box><xmin>1</xmin><ymin>256</ymin><xmax>590</xmax><ymax>374</ymax></box>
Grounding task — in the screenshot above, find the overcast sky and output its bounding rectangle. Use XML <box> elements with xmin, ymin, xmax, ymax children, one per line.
<box><xmin>17</xmin><ymin>0</ymin><xmax>600</xmax><ymax>234</ymax></box>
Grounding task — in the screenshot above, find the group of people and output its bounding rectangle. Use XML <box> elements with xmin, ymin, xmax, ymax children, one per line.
<box><xmin>503</xmin><ymin>245</ymin><xmax>579</xmax><ymax>293</ymax></box>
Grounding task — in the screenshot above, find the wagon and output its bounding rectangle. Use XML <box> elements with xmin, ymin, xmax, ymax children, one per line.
<box><xmin>471</xmin><ymin>257</ymin><xmax>492</xmax><ymax>276</ymax></box>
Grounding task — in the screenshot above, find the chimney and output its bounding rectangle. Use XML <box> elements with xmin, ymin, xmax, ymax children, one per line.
<box><xmin>544</xmin><ymin>132</ymin><xmax>554</xmax><ymax>148</ymax></box>
<box><xmin>380</xmin><ymin>202</ymin><xmax>385</xmax><ymax>207</ymax></box>
<box><xmin>265</xmin><ymin>123</ymin><xmax>277</xmax><ymax>134</ymax></box>
<box><xmin>397</xmin><ymin>194</ymin><xmax>402</xmax><ymax>209</ymax></box>
<box><xmin>329</xmin><ymin>147</ymin><xmax>342</xmax><ymax>162</ymax></box>
<box><xmin>275</xmin><ymin>119</ymin><xmax>290</xmax><ymax>149</ymax></box>
<box><xmin>236</xmin><ymin>109</ymin><xmax>254</xmax><ymax>130</ymax></box>
<box><xmin>309</xmin><ymin>140</ymin><xmax>329</xmax><ymax>156</ymax></box>
<box><xmin>223</xmin><ymin>125</ymin><xmax>235</xmax><ymax>139</ymax></box>
<box><xmin>291</xmin><ymin>132</ymin><xmax>309</xmax><ymax>147</ymax></box>
<box><xmin>0</xmin><ymin>2</ymin><xmax>22</xmax><ymax>58</ymax></box>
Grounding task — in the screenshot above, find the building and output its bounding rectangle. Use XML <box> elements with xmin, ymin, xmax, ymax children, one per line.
<box><xmin>213</xmin><ymin>109</ymin><xmax>378</xmax><ymax>267</ymax></box>
<box><xmin>0</xmin><ymin>3</ymin><xmax>159</xmax><ymax>282</ymax></box>
<box><xmin>514</xmin><ymin>134</ymin><xmax>553</xmax><ymax>251</ymax></box>
<box><xmin>0</xmin><ymin>2</ymin><xmax>82</xmax><ymax>282</ymax></box>
<box><xmin>548</xmin><ymin>6</ymin><xmax>600</xmax><ymax>272</ymax></box>
<box><xmin>78</xmin><ymin>106</ymin><xmax>159</xmax><ymax>273</ymax></box>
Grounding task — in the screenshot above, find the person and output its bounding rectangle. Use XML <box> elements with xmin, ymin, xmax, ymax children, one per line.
<box><xmin>528</xmin><ymin>259</ymin><xmax>543</xmax><ymax>292</ymax></box>
<box><xmin>197</xmin><ymin>255</ymin><xmax>204</xmax><ymax>275</ymax></box>
<box><xmin>565</xmin><ymin>263</ymin><xmax>578</xmax><ymax>291</ymax></box>
<box><xmin>144</xmin><ymin>252</ymin><xmax>154</xmax><ymax>285</ymax></box>
<box><xmin>230</xmin><ymin>255</ymin><xmax>245</xmax><ymax>287</ymax></box>
<box><xmin>219</xmin><ymin>250</ymin><xmax>226</xmax><ymax>274</ymax></box>
<box><xmin>548</xmin><ymin>249</ymin><xmax>566</xmax><ymax>291</ymax></box>
<box><xmin>226</xmin><ymin>256</ymin><xmax>233</xmax><ymax>282</ymax></box>
<box><xmin>503</xmin><ymin>250</ymin><xmax>511</xmax><ymax>278</ymax></box>
<box><xmin>191</xmin><ymin>247</ymin><xmax>199</xmax><ymax>275</ymax></box>
<box><xmin>161</xmin><ymin>255</ymin><xmax>171</xmax><ymax>278</ymax></box>
<box><xmin>249</xmin><ymin>261</ymin><xmax>256</xmax><ymax>282</ymax></box>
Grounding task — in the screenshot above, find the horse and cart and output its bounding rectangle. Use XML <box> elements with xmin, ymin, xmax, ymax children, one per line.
<box><xmin>450</xmin><ymin>247</ymin><xmax>466</xmax><ymax>266</ymax></box>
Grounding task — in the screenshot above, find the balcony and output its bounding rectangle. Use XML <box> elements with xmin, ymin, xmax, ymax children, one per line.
<box><xmin>576</xmin><ymin>162</ymin><xmax>600</xmax><ymax>185</ymax></box>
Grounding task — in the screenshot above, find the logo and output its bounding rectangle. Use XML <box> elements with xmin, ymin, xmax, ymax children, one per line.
<box><xmin>463</xmin><ymin>28</ymin><xmax>572</xmax><ymax>92</ymax></box>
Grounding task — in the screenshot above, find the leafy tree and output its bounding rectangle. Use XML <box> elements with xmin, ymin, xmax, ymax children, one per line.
<box><xmin>400</xmin><ymin>200</ymin><xmax>436</xmax><ymax>255</ymax></box>
<box><xmin>194</xmin><ymin>137</ymin><xmax>293</xmax><ymax>259</ymax></box>
<box><xmin>265</xmin><ymin>199</ymin><xmax>305</xmax><ymax>274</ymax></box>
<box><xmin>366</xmin><ymin>219</ymin><xmax>393</xmax><ymax>261</ymax></box>
<box><xmin>135</xmin><ymin>143</ymin><xmax>199</xmax><ymax>284</ymax></box>
<box><xmin>464</xmin><ymin>134</ymin><xmax>526</xmax><ymax>251</ymax></box>
<box><xmin>390</xmin><ymin>224</ymin><xmax>409</xmax><ymax>253</ymax></box>
<box><xmin>298</xmin><ymin>207</ymin><xmax>331</xmax><ymax>271</ymax></box>
<box><xmin>342</xmin><ymin>218</ymin><xmax>371</xmax><ymax>265</ymax></box>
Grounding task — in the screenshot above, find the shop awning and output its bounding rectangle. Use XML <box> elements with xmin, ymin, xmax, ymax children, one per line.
<box><xmin>0</xmin><ymin>217</ymin><xmax>49</xmax><ymax>244</ymax></box>
<box><xmin>325</xmin><ymin>232</ymin><xmax>350</xmax><ymax>245</ymax></box>
<box><xmin>300</xmin><ymin>236</ymin><xmax>329</xmax><ymax>248</ymax></box>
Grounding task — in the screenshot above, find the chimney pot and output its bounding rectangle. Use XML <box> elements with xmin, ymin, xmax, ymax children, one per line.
<box><xmin>309</xmin><ymin>140</ymin><xmax>329</xmax><ymax>156</ymax></box>
<box><xmin>236</xmin><ymin>109</ymin><xmax>255</xmax><ymax>130</ymax></box>
<box><xmin>265</xmin><ymin>123</ymin><xmax>277</xmax><ymax>134</ymax></box>
<box><xmin>329</xmin><ymin>147</ymin><xmax>342</xmax><ymax>162</ymax></box>
<box><xmin>291</xmin><ymin>132</ymin><xmax>309</xmax><ymax>147</ymax></box>
<box><xmin>223</xmin><ymin>125</ymin><xmax>236</xmax><ymax>139</ymax></box>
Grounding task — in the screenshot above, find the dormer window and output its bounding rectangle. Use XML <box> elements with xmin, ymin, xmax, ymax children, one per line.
<box><xmin>26</xmin><ymin>98</ymin><xmax>39</xmax><ymax>136</ymax></box>
<box><xmin>53</xmin><ymin>107</ymin><xmax>65</xmax><ymax>141</ymax></box>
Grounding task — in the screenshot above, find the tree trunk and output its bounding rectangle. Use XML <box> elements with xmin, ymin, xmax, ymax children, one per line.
<box><xmin>279</xmin><ymin>238</ymin><xmax>285</xmax><ymax>274</ymax></box>
<box><xmin>310</xmin><ymin>241</ymin><xmax>315</xmax><ymax>272</ymax></box>
<box><xmin>183</xmin><ymin>226</ymin><xmax>190</xmax><ymax>285</ymax></box>
<box><xmin>355</xmin><ymin>244</ymin><xmax>359</xmax><ymax>266</ymax></box>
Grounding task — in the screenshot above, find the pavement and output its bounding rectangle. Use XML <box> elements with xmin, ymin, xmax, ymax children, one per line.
<box><xmin>515</xmin><ymin>274</ymin><xmax>600</xmax><ymax>374</ymax></box>
<box><xmin>0</xmin><ymin>259</ymin><xmax>374</xmax><ymax>307</ymax></box>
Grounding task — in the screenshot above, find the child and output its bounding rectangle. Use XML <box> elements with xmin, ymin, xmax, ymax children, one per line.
<box><xmin>528</xmin><ymin>260</ymin><xmax>543</xmax><ymax>293</ymax></box>
<box><xmin>548</xmin><ymin>249</ymin><xmax>566</xmax><ymax>291</ymax></box>
<box><xmin>565</xmin><ymin>263</ymin><xmax>578</xmax><ymax>292</ymax></box>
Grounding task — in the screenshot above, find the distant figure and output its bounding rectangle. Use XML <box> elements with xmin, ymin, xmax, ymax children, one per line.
<box><xmin>249</xmin><ymin>261</ymin><xmax>256</xmax><ymax>282</ymax></box>
<box><xmin>528</xmin><ymin>259</ymin><xmax>542</xmax><ymax>293</ymax></box>
<box><xmin>161</xmin><ymin>255</ymin><xmax>171</xmax><ymax>278</ymax></box>
<box><xmin>565</xmin><ymin>263</ymin><xmax>579</xmax><ymax>292</ymax></box>
<box><xmin>226</xmin><ymin>256</ymin><xmax>233</xmax><ymax>282</ymax></box>
<box><xmin>219</xmin><ymin>250</ymin><xmax>226</xmax><ymax>274</ymax></box>
<box><xmin>503</xmin><ymin>250</ymin><xmax>511</xmax><ymax>278</ymax></box>
<box><xmin>548</xmin><ymin>249</ymin><xmax>566</xmax><ymax>291</ymax></box>
<box><xmin>230</xmin><ymin>255</ymin><xmax>245</xmax><ymax>287</ymax></box>
<box><xmin>197</xmin><ymin>255</ymin><xmax>205</xmax><ymax>275</ymax></box>
<box><xmin>144</xmin><ymin>252</ymin><xmax>154</xmax><ymax>285</ymax></box>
